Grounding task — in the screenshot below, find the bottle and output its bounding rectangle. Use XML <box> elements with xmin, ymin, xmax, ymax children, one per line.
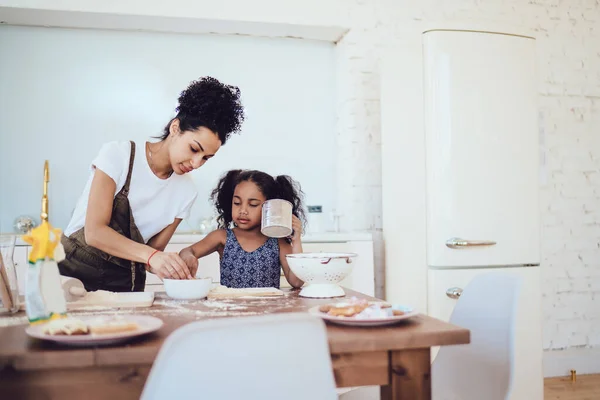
<box><xmin>22</xmin><ymin>161</ymin><xmax>67</xmax><ymax>325</ymax></box>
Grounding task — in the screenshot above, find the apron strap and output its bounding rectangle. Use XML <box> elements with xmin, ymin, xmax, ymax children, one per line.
<box><xmin>120</xmin><ymin>141</ymin><xmax>136</xmax><ymax>196</ymax></box>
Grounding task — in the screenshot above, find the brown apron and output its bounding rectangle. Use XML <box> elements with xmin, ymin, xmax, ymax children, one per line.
<box><xmin>59</xmin><ymin>141</ymin><xmax>147</xmax><ymax>292</ymax></box>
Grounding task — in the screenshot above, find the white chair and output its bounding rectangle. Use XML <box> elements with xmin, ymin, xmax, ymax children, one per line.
<box><xmin>141</xmin><ymin>313</ymin><xmax>338</xmax><ymax>400</ymax></box>
<box><xmin>432</xmin><ymin>271</ymin><xmax>522</xmax><ymax>400</ymax></box>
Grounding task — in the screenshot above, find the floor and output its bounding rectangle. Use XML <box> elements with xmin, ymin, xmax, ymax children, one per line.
<box><xmin>335</xmin><ymin>375</ymin><xmax>600</xmax><ymax>399</ymax></box>
<box><xmin>544</xmin><ymin>374</ymin><xmax>600</xmax><ymax>400</ymax></box>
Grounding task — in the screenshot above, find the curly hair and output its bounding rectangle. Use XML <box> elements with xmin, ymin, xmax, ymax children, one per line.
<box><xmin>211</xmin><ymin>169</ymin><xmax>307</xmax><ymax>235</ymax></box>
<box><xmin>160</xmin><ymin>76</ymin><xmax>245</xmax><ymax>145</ymax></box>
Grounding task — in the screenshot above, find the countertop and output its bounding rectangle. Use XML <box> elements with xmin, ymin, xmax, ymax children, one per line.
<box><xmin>9</xmin><ymin>230</ymin><xmax>373</xmax><ymax>246</ymax></box>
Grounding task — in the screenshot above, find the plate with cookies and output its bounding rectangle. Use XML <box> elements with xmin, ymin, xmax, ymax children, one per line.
<box><xmin>25</xmin><ymin>315</ymin><xmax>163</xmax><ymax>346</ymax></box>
<box><xmin>309</xmin><ymin>298</ymin><xmax>418</xmax><ymax>327</ymax></box>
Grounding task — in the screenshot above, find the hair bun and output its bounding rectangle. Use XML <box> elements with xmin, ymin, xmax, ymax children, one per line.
<box><xmin>170</xmin><ymin>76</ymin><xmax>245</xmax><ymax>145</ymax></box>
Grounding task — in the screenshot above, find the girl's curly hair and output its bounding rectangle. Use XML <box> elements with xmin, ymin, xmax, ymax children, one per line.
<box><xmin>211</xmin><ymin>169</ymin><xmax>307</xmax><ymax>234</ymax></box>
<box><xmin>160</xmin><ymin>76</ymin><xmax>245</xmax><ymax>145</ymax></box>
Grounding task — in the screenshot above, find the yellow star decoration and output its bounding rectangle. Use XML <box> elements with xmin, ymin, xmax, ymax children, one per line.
<box><xmin>22</xmin><ymin>221</ymin><xmax>62</xmax><ymax>263</ymax></box>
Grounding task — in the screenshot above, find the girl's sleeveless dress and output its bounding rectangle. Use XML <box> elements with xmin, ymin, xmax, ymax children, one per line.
<box><xmin>220</xmin><ymin>229</ymin><xmax>281</xmax><ymax>288</ymax></box>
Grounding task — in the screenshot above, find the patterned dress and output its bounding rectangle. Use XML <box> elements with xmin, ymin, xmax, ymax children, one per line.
<box><xmin>220</xmin><ymin>229</ymin><xmax>281</xmax><ymax>288</ymax></box>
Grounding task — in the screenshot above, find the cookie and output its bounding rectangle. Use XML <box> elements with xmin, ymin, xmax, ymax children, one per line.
<box><xmin>88</xmin><ymin>317</ymin><xmax>139</xmax><ymax>335</ymax></box>
<box><xmin>327</xmin><ymin>304</ymin><xmax>369</xmax><ymax>317</ymax></box>
<box><xmin>319</xmin><ymin>304</ymin><xmax>333</xmax><ymax>313</ymax></box>
<box><xmin>43</xmin><ymin>318</ymin><xmax>89</xmax><ymax>336</ymax></box>
<box><xmin>367</xmin><ymin>301</ymin><xmax>392</xmax><ymax>309</ymax></box>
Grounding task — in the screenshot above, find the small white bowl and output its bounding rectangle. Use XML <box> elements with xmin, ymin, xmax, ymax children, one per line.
<box><xmin>163</xmin><ymin>277</ymin><xmax>212</xmax><ymax>300</ymax></box>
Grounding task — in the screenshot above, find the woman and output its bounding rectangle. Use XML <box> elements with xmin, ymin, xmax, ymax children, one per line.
<box><xmin>59</xmin><ymin>77</ymin><xmax>245</xmax><ymax>292</ymax></box>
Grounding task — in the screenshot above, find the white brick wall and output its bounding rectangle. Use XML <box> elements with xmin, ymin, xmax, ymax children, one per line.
<box><xmin>3</xmin><ymin>0</ymin><xmax>600</xmax><ymax>368</ymax></box>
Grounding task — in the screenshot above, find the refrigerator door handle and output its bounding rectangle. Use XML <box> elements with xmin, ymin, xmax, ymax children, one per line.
<box><xmin>445</xmin><ymin>237</ymin><xmax>497</xmax><ymax>249</ymax></box>
<box><xmin>446</xmin><ymin>287</ymin><xmax>463</xmax><ymax>299</ymax></box>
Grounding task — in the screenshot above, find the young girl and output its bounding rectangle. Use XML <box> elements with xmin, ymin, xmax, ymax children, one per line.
<box><xmin>179</xmin><ymin>169</ymin><xmax>306</xmax><ymax>289</ymax></box>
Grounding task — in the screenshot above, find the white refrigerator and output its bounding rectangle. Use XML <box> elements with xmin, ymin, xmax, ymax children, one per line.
<box><xmin>381</xmin><ymin>24</ymin><xmax>544</xmax><ymax>400</ymax></box>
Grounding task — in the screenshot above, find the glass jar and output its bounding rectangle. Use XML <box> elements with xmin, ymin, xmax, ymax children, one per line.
<box><xmin>0</xmin><ymin>234</ymin><xmax>20</xmax><ymax>314</ymax></box>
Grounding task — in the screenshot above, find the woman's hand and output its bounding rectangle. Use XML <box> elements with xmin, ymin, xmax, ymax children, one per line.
<box><xmin>147</xmin><ymin>251</ymin><xmax>193</xmax><ymax>279</ymax></box>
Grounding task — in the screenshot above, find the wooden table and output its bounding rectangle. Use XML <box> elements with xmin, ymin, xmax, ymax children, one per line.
<box><xmin>0</xmin><ymin>289</ymin><xmax>469</xmax><ymax>399</ymax></box>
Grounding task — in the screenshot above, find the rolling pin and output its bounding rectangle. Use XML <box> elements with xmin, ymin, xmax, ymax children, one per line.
<box><xmin>60</xmin><ymin>276</ymin><xmax>87</xmax><ymax>302</ymax></box>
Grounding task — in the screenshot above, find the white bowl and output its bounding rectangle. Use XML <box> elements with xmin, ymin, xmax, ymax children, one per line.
<box><xmin>163</xmin><ymin>278</ymin><xmax>212</xmax><ymax>300</ymax></box>
<box><xmin>286</xmin><ymin>252</ymin><xmax>357</xmax><ymax>298</ymax></box>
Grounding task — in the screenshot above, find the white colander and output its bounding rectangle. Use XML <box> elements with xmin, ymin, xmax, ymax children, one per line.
<box><xmin>286</xmin><ymin>252</ymin><xmax>357</xmax><ymax>298</ymax></box>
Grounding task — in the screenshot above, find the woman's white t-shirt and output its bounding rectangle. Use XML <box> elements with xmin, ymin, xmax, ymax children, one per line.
<box><xmin>64</xmin><ymin>140</ymin><xmax>197</xmax><ymax>243</ymax></box>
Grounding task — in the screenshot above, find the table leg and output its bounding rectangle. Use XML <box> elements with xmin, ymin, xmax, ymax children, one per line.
<box><xmin>380</xmin><ymin>348</ymin><xmax>431</xmax><ymax>400</ymax></box>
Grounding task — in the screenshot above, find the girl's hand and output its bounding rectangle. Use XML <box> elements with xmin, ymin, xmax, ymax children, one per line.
<box><xmin>290</xmin><ymin>215</ymin><xmax>302</xmax><ymax>244</ymax></box>
<box><xmin>147</xmin><ymin>251</ymin><xmax>193</xmax><ymax>280</ymax></box>
<box><xmin>180</xmin><ymin>251</ymin><xmax>199</xmax><ymax>278</ymax></box>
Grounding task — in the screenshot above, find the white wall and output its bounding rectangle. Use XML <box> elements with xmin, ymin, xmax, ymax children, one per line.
<box><xmin>0</xmin><ymin>25</ymin><xmax>336</xmax><ymax>233</ymax></box>
<box><xmin>2</xmin><ymin>0</ymin><xmax>600</xmax><ymax>376</ymax></box>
